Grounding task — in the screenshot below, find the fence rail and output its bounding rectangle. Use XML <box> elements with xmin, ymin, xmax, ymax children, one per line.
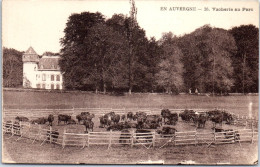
<box><xmin>3</xmin><ymin>121</ymin><xmax>258</xmax><ymax>149</ymax></box>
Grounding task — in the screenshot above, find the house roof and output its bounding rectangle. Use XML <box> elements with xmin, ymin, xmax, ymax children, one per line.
<box><xmin>25</xmin><ymin>46</ymin><xmax>38</xmax><ymax>55</ymax></box>
<box><xmin>38</xmin><ymin>56</ymin><xmax>61</xmax><ymax>71</ymax></box>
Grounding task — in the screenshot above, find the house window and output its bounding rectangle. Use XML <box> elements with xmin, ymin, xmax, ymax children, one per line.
<box><xmin>56</xmin><ymin>75</ymin><xmax>60</xmax><ymax>81</ymax></box>
<box><xmin>42</xmin><ymin>74</ymin><xmax>46</xmax><ymax>81</ymax></box>
<box><xmin>51</xmin><ymin>75</ymin><xmax>55</xmax><ymax>81</ymax></box>
<box><xmin>56</xmin><ymin>84</ymin><xmax>60</xmax><ymax>90</ymax></box>
<box><xmin>51</xmin><ymin>84</ymin><xmax>54</xmax><ymax>89</ymax></box>
<box><xmin>42</xmin><ymin>84</ymin><xmax>46</xmax><ymax>89</ymax></box>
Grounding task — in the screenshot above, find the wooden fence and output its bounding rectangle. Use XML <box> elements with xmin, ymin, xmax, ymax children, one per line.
<box><xmin>3</xmin><ymin>121</ymin><xmax>258</xmax><ymax>149</ymax></box>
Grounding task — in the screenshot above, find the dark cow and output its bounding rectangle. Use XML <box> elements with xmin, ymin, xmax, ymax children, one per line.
<box><xmin>161</xmin><ymin>109</ymin><xmax>171</xmax><ymax>123</ymax></box>
<box><xmin>48</xmin><ymin>114</ymin><xmax>54</xmax><ymax>126</ymax></box>
<box><xmin>222</xmin><ymin>111</ymin><xmax>234</xmax><ymax>124</ymax></box>
<box><xmin>112</xmin><ymin>114</ymin><xmax>120</xmax><ymax>124</ymax></box>
<box><xmin>15</xmin><ymin>116</ymin><xmax>29</xmax><ymax>122</ymax></box>
<box><xmin>136</xmin><ymin>115</ymin><xmax>147</xmax><ymax>129</ymax></box>
<box><xmin>99</xmin><ymin>116</ymin><xmax>112</xmax><ymax>128</ymax></box>
<box><xmin>121</xmin><ymin>115</ymin><xmax>126</xmax><ymax>121</ymax></box>
<box><xmin>210</xmin><ymin>113</ymin><xmax>223</xmax><ymax>127</ymax></box>
<box><xmin>47</xmin><ymin>129</ymin><xmax>59</xmax><ymax>143</ymax></box>
<box><xmin>166</xmin><ymin>113</ymin><xmax>178</xmax><ymax>125</ymax></box>
<box><xmin>157</xmin><ymin>126</ymin><xmax>177</xmax><ymax>137</ymax></box>
<box><xmin>179</xmin><ymin>109</ymin><xmax>196</xmax><ymax>122</ymax></box>
<box><xmin>83</xmin><ymin>120</ymin><xmax>94</xmax><ymax>133</ymax></box>
<box><xmin>127</xmin><ymin>112</ymin><xmax>134</xmax><ymax>121</ymax></box>
<box><xmin>31</xmin><ymin>117</ymin><xmax>48</xmax><ymax>124</ymax></box>
<box><xmin>76</xmin><ymin>112</ymin><xmax>94</xmax><ymax>124</ymax></box>
<box><xmin>67</xmin><ymin>119</ymin><xmax>77</xmax><ymax>124</ymax></box>
<box><xmin>58</xmin><ymin>114</ymin><xmax>71</xmax><ymax>125</ymax></box>
<box><xmin>197</xmin><ymin>114</ymin><xmax>207</xmax><ymax>128</ymax></box>
<box><xmin>119</xmin><ymin>129</ymin><xmax>131</xmax><ymax>144</ymax></box>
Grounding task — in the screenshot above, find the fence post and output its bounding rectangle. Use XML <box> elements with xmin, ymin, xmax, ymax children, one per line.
<box><xmin>49</xmin><ymin>126</ymin><xmax>52</xmax><ymax>144</ymax></box>
<box><xmin>131</xmin><ymin>130</ymin><xmax>134</xmax><ymax>148</ymax></box>
<box><xmin>195</xmin><ymin>130</ymin><xmax>197</xmax><ymax>146</ymax></box>
<box><xmin>11</xmin><ymin>120</ymin><xmax>14</xmax><ymax>135</ymax></box>
<box><xmin>19</xmin><ymin>121</ymin><xmax>22</xmax><ymax>137</ymax></box>
<box><xmin>174</xmin><ymin>133</ymin><xmax>176</xmax><ymax>146</ymax></box>
<box><xmin>213</xmin><ymin>131</ymin><xmax>216</xmax><ymax>144</ymax></box>
<box><xmin>251</xmin><ymin>125</ymin><xmax>254</xmax><ymax>144</ymax></box>
<box><xmin>152</xmin><ymin>131</ymin><xmax>156</xmax><ymax>147</ymax></box>
<box><xmin>87</xmin><ymin>132</ymin><xmax>90</xmax><ymax>147</ymax></box>
<box><xmin>108</xmin><ymin>130</ymin><xmax>112</xmax><ymax>149</ymax></box>
<box><xmin>62</xmin><ymin>128</ymin><xmax>66</xmax><ymax>149</ymax></box>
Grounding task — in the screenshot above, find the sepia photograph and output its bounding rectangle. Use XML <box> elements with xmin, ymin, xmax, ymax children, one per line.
<box><xmin>2</xmin><ymin>0</ymin><xmax>259</xmax><ymax>165</ymax></box>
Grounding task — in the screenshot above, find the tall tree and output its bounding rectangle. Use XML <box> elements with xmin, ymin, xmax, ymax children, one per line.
<box><xmin>178</xmin><ymin>25</ymin><xmax>236</xmax><ymax>94</ymax></box>
<box><xmin>86</xmin><ymin>23</ymin><xmax>129</xmax><ymax>93</ymax></box>
<box><xmin>3</xmin><ymin>47</ymin><xmax>23</xmax><ymax>87</ymax></box>
<box><xmin>107</xmin><ymin>13</ymin><xmax>150</xmax><ymax>93</ymax></box>
<box><xmin>229</xmin><ymin>25</ymin><xmax>259</xmax><ymax>93</ymax></box>
<box><xmin>127</xmin><ymin>0</ymin><xmax>138</xmax><ymax>94</ymax></box>
<box><xmin>59</xmin><ymin>12</ymin><xmax>105</xmax><ymax>90</ymax></box>
<box><xmin>156</xmin><ymin>32</ymin><xmax>184</xmax><ymax>94</ymax></box>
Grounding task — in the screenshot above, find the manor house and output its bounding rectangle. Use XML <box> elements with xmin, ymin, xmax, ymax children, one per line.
<box><xmin>22</xmin><ymin>47</ymin><xmax>63</xmax><ymax>90</ymax></box>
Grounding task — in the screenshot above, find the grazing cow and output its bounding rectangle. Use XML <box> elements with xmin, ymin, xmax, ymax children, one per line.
<box><xmin>166</xmin><ymin>113</ymin><xmax>178</xmax><ymax>125</ymax></box>
<box><xmin>210</xmin><ymin>113</ymin><xmax>223</xmax><ymax>127</ymax></box>
<box><xmin>15</xmin><ymin>116</ymin><xmax>29</xmax><ymax>122</ymax></box>
<box><xmin>31</xmin><ymin>117</ymin><xmax>48</xmax><ymax>124</ymax></box>
<box><xmin>99</xmin><ymin>116</ymin><xmax>112</xmax><ymax>128</ymax></box>
<box><xmin>197</xmin><ymin>114</ymin><xmax>207</xmax><ymax>128</ymax></box>
<box><xmin>179</xmin><ymin>109</ymin><xmax>196</xmax><ymax>122</ymax></box>
<box><xmin>136</xmin><ymin>115</ymin><xmax>147</xmax><ymax>129</ymax></box>
<box><xmin>112</xmin><ymin>114</ymin><xmax>120</xmax><ymax>124</ymax></box>
<box><xmin>81</xmin><ymin>112</ymin><xmax>90</xmax><ymax>115</ymax></box>
<box><xmin>47</xmin><ymin>114</ymin><xmax>54</xmax><ymax>126</ymax></box>
<box><xmin>161</xmin><ymin>109</ymin><xmax>171</xmax><ymax>123</ymax></box>
<box><xmin>119</xmin><ymin>129</ymin><xmax>131</xmax><ymax>144</ymax></box>
<box><xmin>127</xmin><ymin>112</ymin><xmax>134</xmax><ymax>121</ymax></box>
<box><xmin>76</xmin><ymin>112</ymin><xmax>93</xmax><ymax>124</ymax></box>
<box><xmin>222</xmin><ymin>111</ymin><xmax>234</xmax><ymax>124</ymax></box>
<box><xmin>67</xmin><ymin>119</ymin><xmax>77</xmax><ymax>125</ymax></box>
<box><xmin>157</xmin><ymin>126</ymin><xmax>177</xmax><ymax>137</ymax></box>
<box><xmin>121</xmin><ymin>115</ymin><xmax>126</xmax><ymax>121</ymax></box>
<box><xmin>83</xmin><ymin>120</ymin><xmax>94</xmax><ymax>133</ymax></box>
<box><xmin>58</xmin><ymin>114</ymin><xmax>71</xmax><ymax>125</ymax></box>
<box><xmin>47</xmin><ymin>130</ymin><xmax>59</xmax><ymax>143</ymax></box>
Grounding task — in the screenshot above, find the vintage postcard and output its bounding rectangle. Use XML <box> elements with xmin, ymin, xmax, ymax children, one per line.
<box><xmin>2</xmin><ymin>0</ymin><xmax>259</xmax><ymax>165</ymax></box>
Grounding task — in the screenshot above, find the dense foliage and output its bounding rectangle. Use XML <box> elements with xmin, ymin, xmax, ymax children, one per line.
<box><xmin>3</xmin><ymin>47</ymin><xmax>23</xmax><ymax>87</ymax></box>
<box><xmin>58</xmin><ymin>12</ymin><xmax>259</xmax><ymax>94</ymax></box>
<box><xmin>3</xmin><ymin>11</ymin><xmax>258</xmax><ymax>94</ymax></box>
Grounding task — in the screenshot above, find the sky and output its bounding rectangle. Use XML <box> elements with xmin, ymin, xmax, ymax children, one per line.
<box><xmin>3</xmin><ymin>0</ymin><xmax>259</xmax><ymax>55</ymax></box>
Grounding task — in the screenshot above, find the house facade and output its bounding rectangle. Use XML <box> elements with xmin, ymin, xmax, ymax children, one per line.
<box><xmin>22</xmin><ymin>47</ymin><xmax>63</xmax><ymax>90</ymax></box>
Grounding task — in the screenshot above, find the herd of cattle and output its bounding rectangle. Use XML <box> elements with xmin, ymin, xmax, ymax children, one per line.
<box><xmin>6</xmin><ymin>108</ymin><xmax>238</xmax><ymax>135</ymax></box>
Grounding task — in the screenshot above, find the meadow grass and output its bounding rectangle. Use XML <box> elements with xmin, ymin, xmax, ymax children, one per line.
<box><xmin>3</xmin><ymin>90</ymin><xmax>258</xmax><ymax>117</ymax></box>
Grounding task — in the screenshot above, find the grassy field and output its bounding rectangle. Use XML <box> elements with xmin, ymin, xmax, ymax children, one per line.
<box><xmin>2</xmin><ymin>90</ymin><xmax>259</xmax><ymax>164</ymax></box>
<box><xmin>3</xmin><ymin>135</ymin><xmax>258</xmax><ymax>165</ymax></box>
<box><xmin>3</xmin><ymin>90</ymin><xmax>259</xmax><ymax>117</ymax></box>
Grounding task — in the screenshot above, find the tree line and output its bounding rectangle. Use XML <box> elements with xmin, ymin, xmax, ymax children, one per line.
<box><xmin>3</xmin><ymin>12</ymin><xmax>259</xmax><ymax>94</ymax></box>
